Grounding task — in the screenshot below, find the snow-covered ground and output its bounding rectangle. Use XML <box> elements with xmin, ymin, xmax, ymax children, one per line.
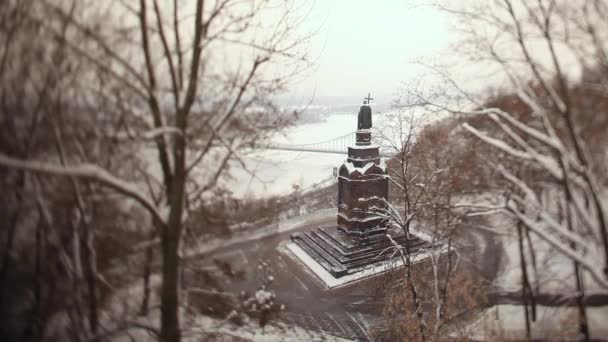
<box><xmin>455</xmin><ymin>191</ymin><xmax>608</xmax><ymax>338</ymax></box>
<box><xmin>185</xmin><ymin>208</ymin><xmax>337</xmax><ymax>258</ymax></box>
<box><xmin>459</xmin><ymin>305</ymin><xmax>608</xmax><ymax>341</ymax></box>
<box><xmin>97</xmin><ymin>208</ymin><xmax>348</xmax><ymax>342</ymax></box>
<box><xmin>104</xmin><ymin>299</ymin><xmax>353</xmax><ymax>342</ymax></box>
<box><xmin>187</xmin><ymin>315</ymin><xmax>353</xmax><ymax>342</ymax></box>
<box><xmin>454</xmin><ymin>192</ymin><xmax>607</xmax><ymax>293</ymax></box>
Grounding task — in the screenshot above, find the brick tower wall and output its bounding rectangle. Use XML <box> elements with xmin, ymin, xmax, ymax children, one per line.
<box><xmin>337</xmin><ymin>140</ymin><xmax>389</xmax><ymax>239</ymax></box>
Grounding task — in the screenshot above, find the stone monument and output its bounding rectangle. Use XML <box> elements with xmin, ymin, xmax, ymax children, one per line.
<box><xmin>337</xmin><ymin>93</ymin><xmax>388</xmax><ymax>238</ymax></box>
<box><xmin>290</xmin><ymin>93</ymin><xmax>429</xmax><ymax>280</ymax></box>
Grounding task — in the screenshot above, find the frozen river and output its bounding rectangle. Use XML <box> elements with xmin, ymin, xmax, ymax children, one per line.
<box><xmin>227</xmin><ymin>113</ymin><xmax>355</xmax><ymax>198</ymax></box>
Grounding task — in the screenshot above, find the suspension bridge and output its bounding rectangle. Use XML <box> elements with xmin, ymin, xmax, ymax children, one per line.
<box><xmin>260</xmin><ymin>132</ymin><xmax>394</xmax><ymax>157</ymax></box>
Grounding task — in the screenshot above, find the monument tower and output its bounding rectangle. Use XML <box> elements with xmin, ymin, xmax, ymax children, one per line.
<box><xmin>289</xmin><ymin>93</ymin><xmax>429</xmax><ymax>281</ymax></box>
<box><xmin>337</xmin><ymin>93</ymin><xmax>389</xmax><ymax>238</ymax></box>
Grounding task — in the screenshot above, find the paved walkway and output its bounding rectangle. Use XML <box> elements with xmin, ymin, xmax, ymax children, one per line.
<box><xmin>197</xmin><ymin>214</ymin><xmax>500</xmax><ymax>341</ymax></box>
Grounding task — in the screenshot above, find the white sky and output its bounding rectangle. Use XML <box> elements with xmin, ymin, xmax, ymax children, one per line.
<box><xmin>288</xmin><ymin>0</ymin><xmax>454</xmax><ymax>99</ymax></box>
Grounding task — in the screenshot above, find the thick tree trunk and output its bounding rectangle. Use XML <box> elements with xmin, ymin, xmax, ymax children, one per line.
<box><xmin>563</xmin><ymin>194</ymin><xmax>590</xmax><ymax>341</ymax></box>
<box><xmin>160</xmin><ymin>139</ymin><xmax>186</xmax><ymax>342</ymax></box>
<box><xmin>82</xmin><ymin>219</ymin><xmax>98</xmax><ymax>335</ymax></box>
<box><xmin>160</xmin><ymin>226</ymin><xmax>181</xmax><ymax>342</ymax></box>
<box><xmin>440</xmin><ymin>238</ymin><xmax>453</xmax><ymax>319</ymax></box>
<box><xmin>574</xmin><ymin>265</ymin><xmax>589</xmax><ymax>341</ymax></box>
<box><xmin>23</xmin><ymin>214</ymin><xmax>44</xmax><ymax>341</ymax></box>
<box><xmin>558</xmin><ymin>160</ymin><xmax>590</xmax><ymax>341</ymax></box>
<box><xmin>140</xmin><ymin>231</ymin><xmax>155</xmax><ymax>316</ymax></box>
<box><xmin>517</xmin><ymin>222</ymin><xmax>532</xmax><ymax>340</ymax></box>
<box><xmin>524</xmin><ymin>228</ymin><xmax>539</xmax><ymax>295</ymax></box>
<box><xmin>0</xmin><ymin>172</ymin><xmax>25</xmax><ymax>307</ymax></box>
<box><xmin>402</xmin><ymin>223</ymin><xmax>426</xmax><ymax>341</ymax></box>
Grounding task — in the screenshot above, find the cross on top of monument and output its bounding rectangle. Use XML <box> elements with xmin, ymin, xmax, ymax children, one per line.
<box><xmin>363</xmin><ymin>93</ymin><xmax>374</xmax><ymax>105</ymax></box>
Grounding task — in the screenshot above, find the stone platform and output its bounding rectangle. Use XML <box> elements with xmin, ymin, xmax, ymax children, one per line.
<box><xmin>290</xmin><ymin>226</ymin><xmax>431</xmax><ymax>278</ymax></box>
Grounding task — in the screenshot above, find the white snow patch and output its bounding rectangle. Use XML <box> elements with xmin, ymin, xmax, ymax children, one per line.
<box><xmin>343</xmin><ymin>161</ymin><xmax>386</xmax><ymax>176</ymax></box>
<box><xmin>255</xmin><ymin>289</ymin><xmax>273</xmax><ymax>305</ymax></box>
<box><xmin>409</xmin><ymin>225</ymin><xmax>434</xmax><ymax>243</ymax></box>
<box><xmin>187</xmin><ymin>315</ymin><xmax>353</xmax><ymax>342</ymax></box>
<box><xmin>349</xmin><ymin>144</ymin><xmax>379</xmax><ymax>150</ymax></box>
<box><xmin>337</xmin><ymin>212</ymin><xmax>385</xmax><ymax>223</ymax></box>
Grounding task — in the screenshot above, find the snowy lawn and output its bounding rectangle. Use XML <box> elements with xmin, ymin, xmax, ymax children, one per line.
<box><xmin>454</xmin><ymin>192</ymin><xmax>608</xmax><ymax>339</ymax></box>
<box><xmin>458</xmin><ymin>304</ymin><xmax>608</xmax><ymax>341</ymax></box>
<box><xmin>185</xmin><ymin>208</ymin><xmax>337</xmax><ymax>258</ymax></box>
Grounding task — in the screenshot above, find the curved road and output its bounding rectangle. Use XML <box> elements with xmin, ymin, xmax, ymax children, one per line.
<box><xmin>194</xmin><ymin>212</ymin><xmax>502</xmax><ymax>341</ymax></box>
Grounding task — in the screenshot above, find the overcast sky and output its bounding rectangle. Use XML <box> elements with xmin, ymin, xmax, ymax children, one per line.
<box><xmin>287</xmin><ymin>0</ymin><xmax>454</xmax><ymax>102</ymax></box>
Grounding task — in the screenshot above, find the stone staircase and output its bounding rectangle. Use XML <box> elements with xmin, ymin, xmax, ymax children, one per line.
<box><xmin>291</xmin><ymin>226</ymin><xmax>431</xmax><ymax>278</ymax></box>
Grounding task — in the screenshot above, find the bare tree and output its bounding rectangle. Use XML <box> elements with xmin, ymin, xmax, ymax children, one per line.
<box><xmin>370</xmin><ymin>110</ymin><xmax>469</xmax><ymax>341</ymax></box>
<box><xmin>400</xmin><ymin>0</ymin><xmax>608</xmax><ymax>339</ymax></box>
<box><xmin>0</xmin><ymin>0</ymin><xmax>311</xmax><ymax>341</ymax></box>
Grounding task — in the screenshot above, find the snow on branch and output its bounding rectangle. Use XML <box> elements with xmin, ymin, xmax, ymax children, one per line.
<box><xmin>451</xmin><ymin>203</ymin><xmax>505</xmax><ymax>210</ymax></box>
<box><xmin>360</xmin><ymin>196</ymin><xmax>405</xmax><ymax>223</ymax></box>
<box><xmin>457</xmin><ymin>106</ymin><xmax>586</xmax><ymax>178</ymax></box>
<box><xmin>463</xmin><ymin>106</ymin><xmax>562</xmax><ymax>151</ymax></box>
<box><xmin>0</xmin><ymin>153</ymin><xmax>165</xmax><ymax>225</ymax></box>
<box><xmin>507</xmin><ymin>200</ymin><xmax>608</xmax><ymax>288</ymax></box>
<box><xmin>509</xmin><ymin>195</ymin><xmax>589</xmax><ymax>250</ymax></box>
<box><xmin>108</xmin><ymin>126</ymin><xmax>183</xmax><ymax>142</ymax></box>
<box><xmin>463</xmin><ymin>123</ymin><xmax>563</xmax><ymax>179</ymax></box>
<box><xmin>499</xmin><ymin>166</ymin><xmax>591</xmax><ymax>248</ymax></box>
<box><xmin>142</xmin><ymin>126</ymin><xmax>183</xmax><ymax>140</ymax></box>
<box><xmin>489</xmin><ymin>113</ymin><xmax>536</xmax><ymax>154</ymax></box>
<box><xmin>465</xmin><ymin>208</ymin><xmax>506</xmax><ymax>217</ymax></box>
<box><xmin>463</xmin><ymin>123</ymin><xmax>531</xmax><ymax>161</ymax></box>
<box><xmin>451</xmin><ymin>201</ymin><xmax>507</xmax><ymax>217</ymax></box>
<box><xmin>493</xmin><ymin>106</ymin><xmax>561</xmax><ymax>151</ymax></box>
<box><xmin>498</xmin><ymin>165</ymin><xmax>539</xmax><ymax>203</ymax></box>
<box><xmin>386</xmin><ymin>233</ymin><xmax>405</xmax><ymax>258</ymax></box>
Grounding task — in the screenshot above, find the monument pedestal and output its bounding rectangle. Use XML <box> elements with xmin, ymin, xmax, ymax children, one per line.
<box><xmin>290</xmin><ymin>226</ymin><xmax>429</xmax><ymax>278</ymax></box>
